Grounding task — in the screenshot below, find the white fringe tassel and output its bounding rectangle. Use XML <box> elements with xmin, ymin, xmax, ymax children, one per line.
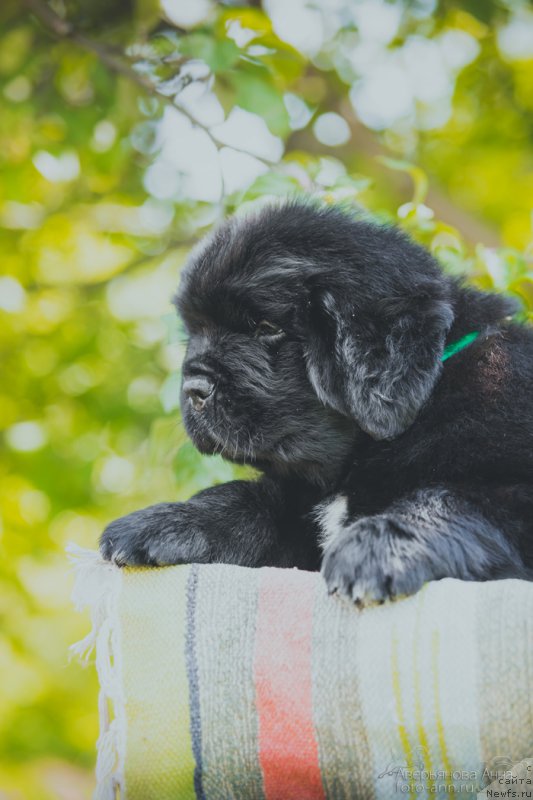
<box><xmin>67</xmin><ymin>544</ymin><xmax>125</xmax><ymax>800</ymax></box>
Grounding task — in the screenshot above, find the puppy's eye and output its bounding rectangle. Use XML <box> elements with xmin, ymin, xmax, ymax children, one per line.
<box><xmin>255</xmin><ymin>320</ymin><xmax>284</xmax><ymax>340</ymax></box>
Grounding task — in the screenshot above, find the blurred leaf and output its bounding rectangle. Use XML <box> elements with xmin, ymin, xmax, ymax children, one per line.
<box><xmin>178</xmin><ymin>34</ymin><xmax>240</xmax><ymax>73</ymax></box>
<box><xmin>159</xmin><ymin>371</ymin><xmax>181</xmax><ymax>413</ymax></box>
<box><xmin>243</xmin><ymin>170</ymin><xmax>302</xmax><ymax>199</ymax></box>
<box><xmin>508</xmin><ymin>277</ymin><xmax>533</xmax><ymax>308</ymax></box>
<box><xmin>220</xmin><ymin>7</ymin><xmax>273</xmax><ymax>37</ymax></box>
<box><xmin>378</xmin><ymin>157</ymin><xmax>429</xmax><ymax>206</ymax></box>
<box><xmin>161</xmin><ymin>311</ymin><xmax>185</xmax><ymax>344</ymax></box>
<box><xmin>230</xmin><ymin>72</ymin><xmax>290</xmax><ymax>137</ymax></box>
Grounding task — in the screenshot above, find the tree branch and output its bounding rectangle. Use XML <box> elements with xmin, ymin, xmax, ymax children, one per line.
<box><xmin>25</xmin><ymin>0</ymin><xmax>73</xmax><ymax>35</ymax></box>
<box><xmin>26</xmin><ymin>0</ymin><xmax>172</xmax><ymax>97</ymax></box>
<box><xmin>24</xmin><ymin>0</ymin><xmax>279</xmax><ymax>169</ymax></box>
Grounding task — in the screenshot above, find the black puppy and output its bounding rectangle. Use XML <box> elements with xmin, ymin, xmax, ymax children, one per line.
<box><xmin>100</xmin><ymin>201</ymin><xmax>533</xmax><ymax>602</ymax></box>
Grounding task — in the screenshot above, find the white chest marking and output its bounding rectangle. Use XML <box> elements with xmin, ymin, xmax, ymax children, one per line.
<box><xmin>315</xmin><ymin>494</ymin><xmax>349</xmax><ymax>551</ymax></box>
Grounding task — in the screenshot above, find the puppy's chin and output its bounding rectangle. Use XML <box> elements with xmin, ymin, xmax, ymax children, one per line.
<box><xmin>183</xmin><ymin>414</ymin><xmax>256</xmax><ymax>463</ymax></box>
<box><xmin>184</xmin><ymin>416</ymin><xmax>300</xmax><ymax>470</ymax></box>
<box><xmin>186</xmin><ymin>423</ymin><xmax>355</xmax><ymax>493</ymax></box>
<box><xmin>190</xmin><ymin>430</ymin><xmax>219</xmax><ymax>456</ymax></box>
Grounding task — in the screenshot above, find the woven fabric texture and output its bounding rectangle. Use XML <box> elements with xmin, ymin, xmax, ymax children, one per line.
<box><xmin>76</xmin><ymin>558</ymin><xmax>533</xmax><ymax>800</ymax></box>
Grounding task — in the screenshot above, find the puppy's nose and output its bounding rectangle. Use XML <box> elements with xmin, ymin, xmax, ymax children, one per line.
<box><xmin>183</xmin><ymin>377</ymin><xmax>214</xmax><ymax>412</ymax></box>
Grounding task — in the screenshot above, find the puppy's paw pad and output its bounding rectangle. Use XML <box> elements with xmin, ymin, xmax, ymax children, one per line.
<box><xmin>99</xmin><ymin>504</ymin><xmax>211</xmax><ymax>567</ymax></box>
<box><xmin>320</xmin><ymin>513</ymin><xmax>427</xmax><ymax>604</ymax></box>
<box><xmin>99</xmin><ymin>521</ymin><xmax>153</xmax><ymax>567</ymax></box>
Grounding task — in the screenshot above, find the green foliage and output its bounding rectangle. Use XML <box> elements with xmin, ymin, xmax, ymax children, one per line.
<box><xmin>0</xmin><ymin>0</ymin><xmax>532</xmax><ymax>795</ymax></box>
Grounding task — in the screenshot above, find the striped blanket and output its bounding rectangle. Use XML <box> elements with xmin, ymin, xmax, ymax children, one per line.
<box><xmin>70</xmin><ymin>549</ymin><xmax>533</xmax><ymax>800</ymax></box>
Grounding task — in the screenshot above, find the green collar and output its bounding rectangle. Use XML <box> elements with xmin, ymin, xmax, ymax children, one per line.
<box><xmin>441</xmin><ymin>331</ymin><xmax>480</xmax><ymax>362</ymax></box>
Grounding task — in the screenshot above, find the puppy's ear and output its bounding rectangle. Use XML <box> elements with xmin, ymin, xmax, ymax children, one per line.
<box><xmin>305</xmin><ymin>285</ymin><xmax>453</xmax><ymax>440</ymax></box>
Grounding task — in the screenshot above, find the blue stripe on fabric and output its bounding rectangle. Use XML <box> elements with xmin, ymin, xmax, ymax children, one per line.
<box><xmin>185</xmin><ymin>564</ymin><xmax>206</xmax><ymax>800</ymax></box>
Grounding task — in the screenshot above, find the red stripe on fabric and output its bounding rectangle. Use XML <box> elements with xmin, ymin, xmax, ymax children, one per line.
<box><xmin>254</xmin><ymin>569</ymin><xmax>325</xmax><ymax>800</ymax></box>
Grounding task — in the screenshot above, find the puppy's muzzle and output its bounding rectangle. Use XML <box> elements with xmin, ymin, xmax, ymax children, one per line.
<box><xmin>183</xmin><ymin>376</ymin><xmax>214</xmax><ymax>412</ymax></box>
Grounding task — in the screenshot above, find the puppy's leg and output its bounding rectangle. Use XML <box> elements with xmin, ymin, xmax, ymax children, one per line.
<box><xmin>100</xmin><ymin>477</ymin><xmax>319</xmax><ymax>570</ymax></box>
<box><xmin>321</xmin><ymin>488</ymin><xmax>527</xmax><ymax>604</ymax></box>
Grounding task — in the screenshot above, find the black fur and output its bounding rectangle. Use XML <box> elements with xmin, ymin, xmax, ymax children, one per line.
<box><xmin>100</xmin><ymin>201</ymin><xmax>533</xmax><ymax>603</ymax></box>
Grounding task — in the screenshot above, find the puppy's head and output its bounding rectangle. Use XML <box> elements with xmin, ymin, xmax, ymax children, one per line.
<box><xmin>174</xmin><ymin>201</ymin><xmax>453</xmax><ymax>481</ymax></box>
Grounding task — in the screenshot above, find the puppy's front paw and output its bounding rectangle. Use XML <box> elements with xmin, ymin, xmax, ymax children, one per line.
<box><xmin>100</xmin><ymin>502</ymin><xmax>209</xmax><ymax>567</ymax></box>
<box><xmin>321</xmin><ymin>514</ymin><xmax>433</xmax><ymax>605</ymax></box>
